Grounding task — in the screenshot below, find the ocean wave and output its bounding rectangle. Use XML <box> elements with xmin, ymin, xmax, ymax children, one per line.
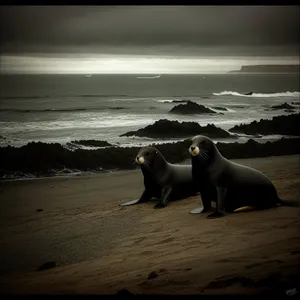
<box><xmin>0</xmin><ymin>94</ymin><xmax>129</xmax><ymax>100</ymax></box>
<box><xmin>0</xmin><ymin>107</ymin><xmax>128</xmax><ymax>113</ymax></box>
<box><xmin>156</xmin><ymin>99</ymin><xmax>174</xmax><ymax>103</ymax></box>
<box><xmin>213</xmin><ymin>91</ymin><xmax>300</xmax><ymax>98</ymax></box>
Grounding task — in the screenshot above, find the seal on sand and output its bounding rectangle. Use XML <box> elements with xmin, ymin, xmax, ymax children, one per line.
<box><xmin>120</xmin><ymin>146</ymin><xmax>217</xmax><ymax>209</ymax></box>
<box><xmin>189</xmin><ymin>135</ymin><xmax>284</xmax><ymax>219</ymax></box>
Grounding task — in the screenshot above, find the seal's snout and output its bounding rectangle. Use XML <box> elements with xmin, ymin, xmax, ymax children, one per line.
<box><xmin>136</xmin><ymin>156</ymin><xmax>145</xmax><ymax>164</ymax></box>
<box><xmin>189</xmin><ymin>146</ymin><xmax>200</xmax><ymax>156</ymax></box>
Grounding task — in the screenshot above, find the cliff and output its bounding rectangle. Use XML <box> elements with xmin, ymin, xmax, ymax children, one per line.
<box><xmin>229</xmin><ymin>65</ymin><xmax>300</xmax><ymax>73</ymax></box>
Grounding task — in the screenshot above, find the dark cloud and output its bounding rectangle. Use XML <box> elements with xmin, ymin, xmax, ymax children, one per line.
<box><xmin>1</xmin><ymin>5</ymin><xmax>299</xmax><ymax>56</ymax></box>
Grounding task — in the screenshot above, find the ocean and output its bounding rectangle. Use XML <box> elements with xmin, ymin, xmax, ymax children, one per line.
<box><xmin>0</xmin><ymin>73</ymin><xmax>299</xmax><ymax>149</ymax></box>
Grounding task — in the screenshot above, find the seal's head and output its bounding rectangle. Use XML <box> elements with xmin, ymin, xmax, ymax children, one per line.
<box><xmin>189</xmin><ymin>135</ymin><xmax>215</xmax><ymax>165</ymax></box>
<box><xmin>135</xmin><ymin>146</ymin><xmax>159</xmax><ymax>166</ymax></box>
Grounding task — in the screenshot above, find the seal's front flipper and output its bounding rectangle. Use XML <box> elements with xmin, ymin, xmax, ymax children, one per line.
<box><xmin>120</xmin><ymin>189</ymin><xmax>152</xmax><ymax>206</ymax></box>
<box><xmin>208</xmin><ymin>187</ymin><xmax>226</xmax><ymax>218</ymax></box>
<box><xmin>216</xmin><ymin>186</ymin><xmax>227</xmax><ymax>214</ymax></box>
<box><xmin>120</xmin><ymin>199</ymin><xmax>141</xmax><ymax>206</ymax></box>
<box><xmin>154</xmin><ymin>187</ymin><xmax>172</xmax><ymax>209</ymax></box>
<box><xmin>154</xmin><ymin>203</ymin><xmax>167</xmax><ymax>209</ymax></box>
<box><xmin>207</xmin><ymin>211</ymin><xmax>224</xmax><ymax>219</ymax></box>
<box><xmin>191</xmin><ymin>206</ymin><xmax>214</xmax><ymax>214</ymax></box>
<box><xmin>190</xmin><ymin>206</ymin><xmax>204</xmax><ymax>214</ymax></box>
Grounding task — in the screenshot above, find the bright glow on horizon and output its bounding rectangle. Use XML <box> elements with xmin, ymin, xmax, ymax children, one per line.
<box><xmin>1</xmin><ymin>54</ymin><xmax>299</xmax><ymax>74</ymax></box>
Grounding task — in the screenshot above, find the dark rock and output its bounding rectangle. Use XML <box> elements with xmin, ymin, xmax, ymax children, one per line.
<box><xmin>36</xmin><ymin>209</ymin><xmax>43</xmax><ymax>212</ymax></box>
<box><xmin>116</xmin><ymin>288</ymin><xmax>134</xmax><ymax>296</ymax></box>
<box><xmin>148</xmin><ymin>271</ymin><xmax>158</xmax><ymax>280</ymax></box>
<box><xmin>120</xmin><ymin>119</ymin><xmax>232</xmax><ymax>138</ymax></box>
<box><xmin>0</xmin><ymin>138</ymin><xmax>299</xmax><ymax>178</ymax></box>
<box><xmin>216</xmin><ymin>138</ymin><xmax>300</xmax><ymax>159</ymax></box>
<box><xmin>271</xmin><ymin>102</ymin><xmax>294</xmax><ymax>110</ymax></box>
<box><xmin>37</xmin><ymin>261</ymin><xmax>56</xmax><ymax>271</ymax></box>
<box><xmin>172</xmin><ymin>100</ymin><xmax>189</xmax><ymax>103</ymax></box>
<box><xmin>70</xmin><ymin>140</ymin><xmax>112</xmax><ymax>147</ymax></box>
<box><xmin>232</xmin><ymin>64</ymin><xmax>300</xmax><ymax>73</ymax></box>
<box><xmin>169</xmin><ymin>101</ymin><xmax>217</xmax><ymax>114</ymax></box>
<box><xmin>211</xmin><ymin>106</ymin><xmax>228</xmax><ymax>111</ymax></box>
<box><xmin>0</xmin><ymin>135</ymin><xmax>6</xmax><ymax>140</ymax></box>
<box><xmin>229</xmin><ymin>113</ymin><xmax>300</xmax><ymax>136</ymax></box>
<box><xmin>291</xmin><ymin>101</ymin><xmax>300</xmax><ymax>105</ymax></box>
<box><xmin>110</xmin><ymin>107</ymin><xmax>126</xmax><ymax>110</ymax></box>
<box><xmin>244</xmin><ymin>92</ymin><xmax>254</xmax><ymax>95</ymax></box>
<box><xmin>228</xmin><ymin>105</ymin><xmax>247</xmax><ymax>109</ymax></box>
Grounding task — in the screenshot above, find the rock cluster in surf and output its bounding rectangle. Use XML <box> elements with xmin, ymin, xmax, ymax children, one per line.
<box><xmin>229</xmin><ymin>113</ymin><xmax>300</xmax><ymax>136</ymax></box>
<box><xmin>120</xmin><ymin>119</ymin><xmax>232</xmax><ymax>138</ymax></box>
<box><xmin>169</xmin><ymin>101</ymin><xmax>217</xmax><ymax>114</ymax></box>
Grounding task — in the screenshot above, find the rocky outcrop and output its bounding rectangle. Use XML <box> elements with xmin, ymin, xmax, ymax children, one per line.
<box><xmin>0</xmin><ymin>138</ymin><xmax>299</xmax><ymax>178</ymax></box>
<box><xmin>120</xmin><ymin>119</ymin><xmax>231</xmax><ymax>138</ymax></box>
<box><xmin>109</xmin><ymin>107</ymin><xmax>127</xmax><ymax>110</ymax></box>
<box><xmin>230</xmin><ymin>65</ymin><xmax>300</xmax><ymax>73</ymax></box>
<box><xmin>229</xmin><ymin>113</ymin><xmax>300</xmax><ymax>136</ymax></box>
<box><xmin>69</xmin><ymin>140</ymin><xmax>112</xmax><ymax>147</ymax></box>
<box><xmin>169</xmin><ymin>101</ymin><xmax>217</xmax><ymax>114</ymax></box>
<box><xmin>271</xmin><ymin>102</ymin><xmax>294</xmax><ymax>110</ymax></box>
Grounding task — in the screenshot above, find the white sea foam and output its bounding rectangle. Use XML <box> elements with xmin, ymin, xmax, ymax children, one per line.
<box><xmin>213</xmin><ymin>91</ymin><xmax>300</xmax><ymax>98</ymax></box>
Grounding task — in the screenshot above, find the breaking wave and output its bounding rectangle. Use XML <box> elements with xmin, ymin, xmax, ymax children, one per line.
<box><xmin>213</xmin><ymin>91</ymin><xmax>300</xmax><ymax>98</ymax></box>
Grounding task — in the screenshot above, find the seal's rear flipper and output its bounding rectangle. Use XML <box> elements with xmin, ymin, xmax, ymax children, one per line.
<box><xmin>190</xmin><ymin>207</ymin><xmax>204</xmax><ymax>214</ymax></box>
<box><xmin>234</xmin><ymin>206</ymin><xmax>256</xmax><ymax>213</ymax></box>
<box><xmin>120</xmin><ymin>199</ymin><xmax>141</xmax><ymax>206</ymax></box>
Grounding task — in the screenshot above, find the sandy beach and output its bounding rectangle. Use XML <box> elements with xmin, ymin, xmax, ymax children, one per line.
<box><xmin>0</xmin><ymin>154</ymin><xmax>300</xmax><ymax>295</ymax></box>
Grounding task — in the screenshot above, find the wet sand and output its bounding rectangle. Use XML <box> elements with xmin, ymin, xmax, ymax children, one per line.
<box><xmin>0</xmin><ymin>155</ymin><xmax>300</xmax><ymax>295</ymax></box>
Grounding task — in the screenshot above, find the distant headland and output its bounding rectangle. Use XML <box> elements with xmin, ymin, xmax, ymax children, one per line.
<box><xmin>229</xmin><ymin>64</ymin><xmax>300</xmax><ymax>73</ymax></box>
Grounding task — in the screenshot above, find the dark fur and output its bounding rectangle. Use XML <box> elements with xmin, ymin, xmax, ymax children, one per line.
<box><xmin>120</xmin><ymin>146</ymin><xmax>217</xmax><ymax>209</ymax></box>
<box><xmin>189</xmin><ymin>135</ymin><xmax>291</xmax><ymax>218</ymax></box>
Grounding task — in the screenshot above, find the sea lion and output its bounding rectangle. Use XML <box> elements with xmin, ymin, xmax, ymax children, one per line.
<box><xmin>189</xmin><ymin>135</ymin><xmax>284</xmax><ymax>219</ymax></box>
<box><xmin>120</xmin><ymin>146</ymin><xmax>217</xmax><ymax>209</ymax></box>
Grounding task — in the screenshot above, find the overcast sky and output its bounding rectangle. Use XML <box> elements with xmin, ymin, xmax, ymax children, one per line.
<box><xmin>1</xmin><ymin>6</ymin><xmax>299</xmax><ymax>73</ymax></box>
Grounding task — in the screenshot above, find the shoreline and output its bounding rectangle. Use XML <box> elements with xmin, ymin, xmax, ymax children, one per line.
<box><xmin>0</xmin><ymin>154</ymin><xmax>299</xmax><ymax>295</ymax></box>
<box><xmin>1</xmin><ymin>153</ymin><xmax>298</xmax><ymax>183</ymax></box>
<box><xmin>1</xmin><ymin>137</ymin><xmax>299</xmax><ymax>179</ymax></box>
